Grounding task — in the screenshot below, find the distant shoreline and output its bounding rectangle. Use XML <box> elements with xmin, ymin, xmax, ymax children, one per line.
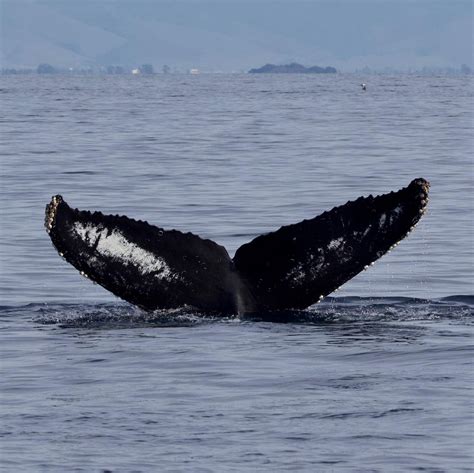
<box><xmin>1</xmin><ymin>66</ymin><xmax>472</xmax><ymax>76</ymax></box>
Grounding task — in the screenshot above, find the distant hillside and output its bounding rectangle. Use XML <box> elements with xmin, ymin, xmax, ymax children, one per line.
<box><xmin>1</xmin><ymin>1</ymin><xmax>470</xmax><ymax>72</ymax></box>
<box><xmin>249</xmin><ymin>63</ymin><xmax>337</xmax><ymax>74</ymax></box>
<box><xmin>0</xmin><ymin>1</ymin><xmax>290</xmax><ymax>71</ymax></box>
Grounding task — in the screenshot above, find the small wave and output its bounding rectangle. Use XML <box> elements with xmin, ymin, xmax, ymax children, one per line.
<box><xmin>244</xmin><ymin>296</ymin><xmax>473</xmax><ymax>324</ymax></box>
<box><xmin>439</xmin><ymin>294</ymin><xmax>474</xmax><ymax>305</ymax></box>
<box><xmin>319</xmin><ymin>408</ymin><xmax>423</xmax><ymax>420</ymax></box>
<box><xmin>61</xmin><ymin>170</ymin><xmax>96</xmax><ymax>175</ymax></box>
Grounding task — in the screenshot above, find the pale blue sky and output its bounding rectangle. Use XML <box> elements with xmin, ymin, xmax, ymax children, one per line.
<box><xmin>1</xmin><ymin>0</ymin><xmax>472</xmax><ymax>71</ymax></box>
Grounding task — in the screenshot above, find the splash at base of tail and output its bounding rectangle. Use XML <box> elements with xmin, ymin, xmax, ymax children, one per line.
<box><xmin>45</xmin><ymin>178</ymin><xmax>429</xmax><ymax>314</ymax></box>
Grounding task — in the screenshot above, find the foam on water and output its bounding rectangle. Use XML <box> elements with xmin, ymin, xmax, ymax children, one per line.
<box><xmin>11</xmin><ymin>296</ymin><xmax>473</xmax><ymax>328</ymax></box>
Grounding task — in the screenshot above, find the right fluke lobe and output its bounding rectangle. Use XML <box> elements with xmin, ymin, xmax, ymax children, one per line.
<box><xmin>233</xmin><ymin>178</ymin><xmax>430</xmax><ymax>311</ymax></box>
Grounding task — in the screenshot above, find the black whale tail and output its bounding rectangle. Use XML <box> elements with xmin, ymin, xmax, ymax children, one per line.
<box><xmin>45</xmin><ymin>179</ymin><xmax>429</xmax><ymax>314</ymax></box>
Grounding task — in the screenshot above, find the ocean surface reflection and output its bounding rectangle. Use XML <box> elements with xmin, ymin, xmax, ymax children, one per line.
<box><xmin>0</xmin><ymin>73</ymin><xmax>472</xmax><ymax>472</ymax></box>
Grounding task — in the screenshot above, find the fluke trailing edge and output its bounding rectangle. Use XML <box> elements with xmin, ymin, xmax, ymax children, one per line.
<box><xmin>45</xmin><ymin>178</ymin><xmax>430</xmax><ymax>314</ymax></box>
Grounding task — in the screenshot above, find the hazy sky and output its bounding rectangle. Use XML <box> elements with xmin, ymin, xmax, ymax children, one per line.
<box><xmin>1</xmin><ymin>0</ymin><xmax>472</xmax><ymax>71</ymax></box>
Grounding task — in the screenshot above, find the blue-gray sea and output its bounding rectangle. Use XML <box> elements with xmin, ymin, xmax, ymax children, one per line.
<box><xmin>0</xmin><ymin>73</ymin><xmax>473</xmax><ymax>472</ymax></box>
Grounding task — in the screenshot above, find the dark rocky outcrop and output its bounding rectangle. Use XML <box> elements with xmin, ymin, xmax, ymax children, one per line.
<box><xmin>249</xmin><ymin>63</ymin><xmax>337</xmax><ymax>74</ymax></box>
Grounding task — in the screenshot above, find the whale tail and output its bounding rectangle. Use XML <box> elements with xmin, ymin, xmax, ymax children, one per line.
<box><xmin>45</xmin><ymin>178</ymin><xmax>429</xmax><ymax>314</ymax></box>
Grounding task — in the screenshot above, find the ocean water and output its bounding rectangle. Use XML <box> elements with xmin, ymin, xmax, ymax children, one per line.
<box><xmin>0</xmin><ymin>73</ymin><xmax>473</xmax><ymax>472</ymax></box>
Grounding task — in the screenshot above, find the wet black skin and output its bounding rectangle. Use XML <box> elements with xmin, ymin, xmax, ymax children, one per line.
<box><xmin>45</xmin><ymin>178</ymin><xmax>429</xmax><ymax>315</ymax></box>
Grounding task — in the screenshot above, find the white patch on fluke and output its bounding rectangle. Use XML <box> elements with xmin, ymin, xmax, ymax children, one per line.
<box><xmin>392</xmin><ymin>206</ymin><xmax>403</xmax><ymax>218</ymax></box>
<box><xmin>74</xmin><ymin>222</ymin><xmax>177</xmax><ymax>280</ymax></box>
<box><xmin>286</xmin><ymin>262</ymin><xmax>306</xmax><ymax>285</ymax></box>
<box><xmin>328</xmin><ymin>237</ymin><xmax>344</xmax><ymax>250</ymax></box>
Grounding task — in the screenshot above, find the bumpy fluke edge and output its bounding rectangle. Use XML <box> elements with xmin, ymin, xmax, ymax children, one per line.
<box><xmin>45</xmin><ymin>178</ymin><xmax>429</xmax><ymax>314</ymax></box>
<box><xmin>234</xmin><ymin>178</ymin><xmax>430</xmax><ymax>310</ymax></box>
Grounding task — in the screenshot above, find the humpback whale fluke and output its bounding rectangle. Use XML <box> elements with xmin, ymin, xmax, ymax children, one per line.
<box><xmin>45</xmin><ymin>178</ymin><xmax>429</xmax><ymax>314</ymax></box>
